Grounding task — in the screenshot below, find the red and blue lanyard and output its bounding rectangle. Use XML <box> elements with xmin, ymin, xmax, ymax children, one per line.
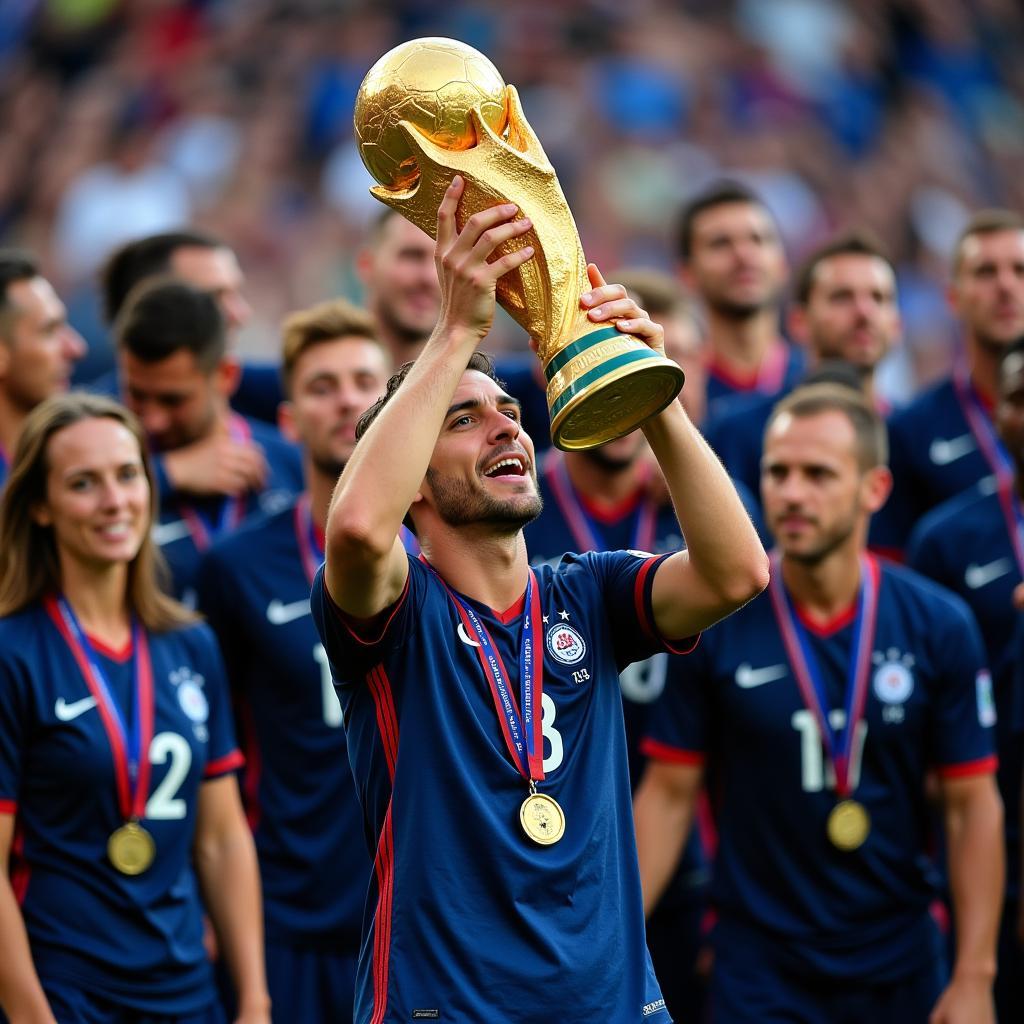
<box><xmin>768</xmin><ymin>553</ymin><xmax>879</xmax><ymax>799</ymax></box>
<box><xmin>45</xmin><ymin>595</ymin><xmax>154</xmax><ymax>821</ymax></box>
<box><xmin>178</xmin><ymin>415</ymin><xmax>251</xmax><ymax>552</ymax></box>
<box><xmin>544</xmin><ymin>450</ymin><xmax>657</xmax><ymax>553</ymax></box>
<box><xmin>432</xmin><ymin>565</ymin><xmax>545</xmax><ymax>782</ymax></box>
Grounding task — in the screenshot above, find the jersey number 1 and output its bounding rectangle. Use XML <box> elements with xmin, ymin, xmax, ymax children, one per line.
<box><xmin>791</xmin><ymin>709</ymin><xmax>868</xmax><ymax>793</ymax></box>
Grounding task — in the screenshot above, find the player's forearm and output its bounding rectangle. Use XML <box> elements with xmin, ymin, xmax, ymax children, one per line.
<box><xmin>328</xmin><ymin>326</ymin><xmax>479</xmax><ymax>560</ymax></box>
<box><xmin>642</xmin><ymin>401</ymin><xmax>768</xmax><ymax>606</ymax></box>
<box><xmin>195</xmin><ymin>812</ymin><xmax>270</xmax><ymax>1017</ymax></box>
<box><xmin>946</xmin><ymin>783</ymin><xmax>1004</xmax><ymax>980</ymax></box>
<box><xmin>633</xmin><ymin>772</ymin><xmax>697</xmax><ymax>917</ymax></box>
<box><xmin>0</xmin><ymin>877</ymin><xmax>56</xmax><ymax>1024</ymax></box>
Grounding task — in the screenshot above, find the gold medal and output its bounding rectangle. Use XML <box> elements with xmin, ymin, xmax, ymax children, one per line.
<box><xmin>108</xmin><ymin>820</ymin><xmax>156</xmax><ymax>875</ymax></box>
<box><xmin>827</xmin><ymin>799</ymin><xmax>870</xmax><ymax>851</ymax></box>
<box><xmin>520</xmin><ymin>790</ymin><xmax>565</xmax><ymax>846</ymax></box>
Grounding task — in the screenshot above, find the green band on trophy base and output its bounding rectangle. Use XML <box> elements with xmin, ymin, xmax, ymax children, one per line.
<box><xmin>543</xmin><ymin>327</ymin><xmax>621</xmax><ymax>384</ymax></box>
<box><xmin>547</xmin><ymin>333</ymin><xmax>685</xmax><ymax>451</ymax></box>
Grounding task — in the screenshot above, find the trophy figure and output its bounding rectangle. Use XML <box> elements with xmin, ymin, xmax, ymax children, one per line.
<box><xmin>353</xmin><ymin>37</ymin><xmax>685</xmax><ymax>452</ymax></box>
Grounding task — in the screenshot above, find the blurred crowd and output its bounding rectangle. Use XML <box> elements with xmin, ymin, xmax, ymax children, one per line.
<box><xmin>1</xmin><ymin>0</ymin><xmax>1023</xmax><ymax>398</ymax></box>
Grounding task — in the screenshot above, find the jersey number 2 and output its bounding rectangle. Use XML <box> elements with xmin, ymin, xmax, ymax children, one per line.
<box><xmin>145</xmin><ymin>732</ymin><xmax>192</xmax><ymax>820</ymax></box>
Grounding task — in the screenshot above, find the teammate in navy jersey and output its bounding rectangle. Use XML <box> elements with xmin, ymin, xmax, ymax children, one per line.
<box><xmin>704</xmin><ymin>232</ymin><xmax>900</xmax><ymax>550</ymax></box>
<box><xmin>675</xmin><ymin>181</ymin><xmax>803</xmax><ymax>419</ymax></box>
<box><xmin>0</xmin><ymin>393</ymin><xmax>268</xmax><ymax>1024</ymax></box>
<box><xmin>115</xmin><ymin>278</ymin><xmax>301</xmax><ymax>603</ymax></box>
<box><xmin>635</xmin><ymin>384</ymin><xmax>1003</xmax><ymax>1024</ymax></box>
<box><xmin>311</xmin><ymin>178</ymin><xmax>768</xmax><ymax>1024</ymax></box>
<box><xmin>907</xmin><ymin>336</ymin><xmax>1024</xmax><ymax>1021</ymax></box>
<box><xmin>884</xmin><ymin>209</ymin><xmax>1024</xmax><ymax>552</ymax></box>
<box><xmin>198</xmin><ymin>299</ymin><xmax>405</xmax><ymax>1023</ymax></box>
<box><xmin>0</xmin><ymin>251</ymin><xmax>86</xmax><ymax>490</ymax></box>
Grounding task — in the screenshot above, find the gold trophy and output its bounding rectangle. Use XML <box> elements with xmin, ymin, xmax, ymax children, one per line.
<box><xmin>353</xmin><ymin>37</ymin><xmax>684</xmax><ymax>451</ymax></box>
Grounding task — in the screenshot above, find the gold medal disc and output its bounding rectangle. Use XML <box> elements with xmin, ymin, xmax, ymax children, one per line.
<box><xmin>827</xmin><ymin>799</ymin><xmax>870</xmax><ymax>851</ymax></box>
<box><xmin>520</xmin><ymin>792</ymin><xmax>566</xmax><ymax>846</ymax></box>
<box><xmin>108</xmin><ymin>821</ymin><xmax>156</xmax><ymax>875</ymax></box>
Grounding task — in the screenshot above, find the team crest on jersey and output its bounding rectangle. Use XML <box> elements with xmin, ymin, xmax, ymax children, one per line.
<box><xmin>171</xmin><ymin>667</ymin><xmax>209</xmax><ymax>723</ymax></box>
<box><xmin>546</xmin><ymin>623</ymin><xmax>587</xmax><ymax>665</ymax></box>
<box><xmin>872</xmin><ymin>650</ymin><xmax>915</xmax><ymax>704</ymax></box>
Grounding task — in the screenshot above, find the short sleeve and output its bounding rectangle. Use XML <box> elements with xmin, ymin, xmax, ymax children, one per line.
<box><xmin>928</xmin><ymin>599</ymin><xmax>998</xmax><ymax>777</ymax></box>
<box><xmin>191</xmin><ymin>626</ymin><xmax>244</xmax><ymax>778</ymax></box>
<box><xmin>310</xmin><ymin>555</ymin><xmax>421</xmax><ymax>686</ymax></box>
<box><xmin>639</xmin><ymin>644</ymin><xmax>714</xmax><ymax>767</ymax></box>
<box><xmin>581</xmin><ymin>551</ymin><xmax>699</xmax><ymax>670</ymax></box>
<box><xmin>0</xmin><ymin>657</ymin><xmax>31</xmax><ymax>811</ymax></box>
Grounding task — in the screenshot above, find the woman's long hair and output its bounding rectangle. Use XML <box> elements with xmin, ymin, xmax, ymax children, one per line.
<box><xmin>0</xmin><ymin>392</ymin><xmax>195</xmax><ymax>631</ymax></box>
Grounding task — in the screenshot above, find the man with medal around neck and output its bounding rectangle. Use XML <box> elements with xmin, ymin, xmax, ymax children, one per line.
<box><xmin>309</xmin><ymin>175</ymin><xmax>768</xmax><ymax>1024</ymax></box>
<box><xmin>634</xmin><ymin>383</ymin><xmax>1004</xmax><ymax>1024</ymax></box>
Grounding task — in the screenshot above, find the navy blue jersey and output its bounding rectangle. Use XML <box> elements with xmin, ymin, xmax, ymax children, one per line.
<box><xmin>0</xmin><ymin>608</ymin><xmax>241</xmax><ymax>1013</ymax></box>
<box><xmin>907</xmin><ymin>479</ymin><xmax>1024</xmax><ymax>896</ymax></box>
<box><xmin>196</xmin><ymin>501</ymin><xmax>370</xmax><ymax>951</ymax></box>
<box><xmin>704</xmin><ymin>341</ymin><xmax>806</xmax><ymax>421</ymax></box>
<box><xmin>884</xmin><ymin>373</ymin><xmax>1007</xmax><ymax>552</ymax></box>
<box><xmin>312</xmin><ymin>551</ymin><xmax>694</xmax><ymax>1024</ymax></box>
<box><xmin>643</xmin><ymin>558</ymin><xmax>996</xmax><ymax>981</ymax></box>
<box><xmin>154</xmin><ymin>414</ymin><xmax>302</xmax><ymax>603</ymax></box>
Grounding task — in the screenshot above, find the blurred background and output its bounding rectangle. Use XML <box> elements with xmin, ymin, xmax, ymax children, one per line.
<box><xmin>0</xmin><ymin>0</ymin><xmax>1022</xmax><ymax>401</ymax></box>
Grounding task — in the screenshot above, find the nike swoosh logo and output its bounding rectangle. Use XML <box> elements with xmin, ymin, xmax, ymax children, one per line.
<box><xmin>735</xmin><ymin>663</ymin><xmax>788</xmax><ymax>689</ymax></box>
<box><xmin>929</xmin><ymin>434</ymin><xmax>976</xmax><ymax>466</ymax></box>
<box><xmin>266</xmin><ymin>599</ymin><xmax>311</xmax><ymax>625</ymax></box>
<box><xmin>965</xmin><ymin>558</ymin><xmax>1013</xmax><ymax>590</ymax></box>
<box><xmin>457</xmin><ymin>622</ymin><xmax>480</xmax><ymax>647</ymax></box>
<box><xmin>152</xmin><ymin>519</ymin><xmax>191</xmax><ymax>546</ymax></box>
<box><xmin>55</xmin><ymin>696</ymin><xmax>98</xmax><ymax>722</ymax></box>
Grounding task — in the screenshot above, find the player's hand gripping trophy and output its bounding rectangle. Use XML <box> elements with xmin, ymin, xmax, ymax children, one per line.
<box><xmin>354</xmin><ymin>38</ymin><xmax>685</xmax><ymax>451</ymax></box>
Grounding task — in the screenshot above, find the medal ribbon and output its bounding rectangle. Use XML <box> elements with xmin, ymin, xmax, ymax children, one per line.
<box><xmin>544</xmin><ymin>450</ymin><xmax>656</xmax><ymax>553</ymax></box>
<box><xmin>768</xmin><ymin>552</ymin><xmax>879</xmax><ymax>798</ymax></box>
<box><xmin>295</xmin><ymin>494</ymin><xmax>325</xmax><ymax>586</ymax></box>
<box><xmin>44</xmin><ymin>596</ymin><xmax>154</xmax><ymax>821</ymax></box>
<box><xmin>953</xmin><ymin>366</ymin><xmax>1013</xmax><ymax>489</ymax></box>
<box><xmin>178</xmin><ymin>414</ymin><xmax>250</xmax><ymax>552</ymax></box>
<box><xmin>432</xmin><ymin>566</ymin><xmax>544</xmax><ymax>781</ymax></box>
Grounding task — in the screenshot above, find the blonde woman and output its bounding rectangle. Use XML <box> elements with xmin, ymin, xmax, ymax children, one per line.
<box><xmin>0</xmin><ymin>393</ymin><xmax>270</xmax><ymax>1024</ymax></box>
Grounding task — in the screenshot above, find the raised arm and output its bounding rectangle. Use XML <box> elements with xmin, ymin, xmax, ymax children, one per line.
<box><xmin>578</xmin><ymin>269</ymin><xmax>769</xmax><ymax>638</ymax></box>
<box><xmin>324</xmin><ymin>177</ymin><xmax>534</xmax><ymax>617</ymax></box>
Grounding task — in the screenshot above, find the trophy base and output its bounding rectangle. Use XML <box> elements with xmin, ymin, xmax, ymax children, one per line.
<box><xmin>544</xmin><ymin>326</ymin><xmax>685</xmax><ymax>451</ymax></box>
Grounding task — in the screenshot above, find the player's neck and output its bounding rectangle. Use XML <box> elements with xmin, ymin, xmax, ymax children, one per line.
<box><xmin>0</xmin><ymin>392</ymin><xmax>27</xmax><ymax>463</ymax></box>
<box><xmin>305</xmin><ymin>464</ymin><xmax>334</xmax><ymax>534</ymax></box>
<box><xmin>563</xmin><ymin>452</ymin><xmax>647</xmax><ymax>509</ymax></box>
<box><xmin>705</xmin><ymin>308</ymin><xmax>779</xmax><ymax>376</ymax></box>
<box><xmin>966</xmin><ymin>338</ymin><xmax>1000</xmax><ymax>408</ymax></box>
<box><xmin>58</xmin><ymin>555</ymin><xmax>132</xmax><ymax>647</ymax></box>
<box><xmin>780</xmin><ymin>544</ymin><xmax>864</xmax><ymax>627</ymax></box>
<box><xmin>421</xmin><ymin>526</ymin><xmax>530</xmax><ymax>611</ymax></box>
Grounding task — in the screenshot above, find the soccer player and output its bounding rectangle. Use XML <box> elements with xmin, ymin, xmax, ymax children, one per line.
<box><xmin>115</xmin><ymin>278</ymin><xmax>302</xmax><ymax>602</ymax></box>
<box><xmin>0</xmin><ymin>251</ymin><xmax>86</xmax><ymax>487</ymax></box>
<box><xmin>311</xmin><ymin>178</ymin><xmax>768</xmax><ymax>1023</ymax></box>
<box><xmin>634</xmin><ymin>383</ymin><xmax>1004</xmax><ymax>1024</ymax></box>
<box><xmin>355</xmin><ymin>208</ymin><xmax>441</xmax><ymax>365</ymax></box>
<box><xmin>0</xmin><ymin>393</ymin><xmax>268</xmax><ymax>1023</ymax></box>
<box><xmin>676</xmin><ymin>180</ymin><xmax>803</xmax><ymax>418</ymax></box>
<box><xmin>907</xmin><ymin>336</ymin><xmax>1024</xmax><ymax>1020</ymax></box>
<box><xmin>885</xmin><ymin>209</ymin><xmax>1024</xmax><ymax>550</ymax></box>
<box><xmin>197</xmin><ymin>299</ymin><xmax>400</xmax><ymax>1023</ymax></box>
<box><xmin>704</xmin><ymin>231</ymin><xmax>901</xmax><ymax>508</ymax></box>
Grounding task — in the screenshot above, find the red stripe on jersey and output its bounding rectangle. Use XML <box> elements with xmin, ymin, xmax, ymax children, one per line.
<box><xmin>332</xmin><ymin>575</ymin><xmax>411</xmax><ymax>648</ymax></box>
<box><xmin>10</xmin><ymin>821</ymin><xmax>29</xmax><ymax>904</ymax></box>
<box><xmin>238</xmin><ymin>700</ymin><xmax>263</xmax><ymax>831</ymax></box>
<box><xmin>365</xmin><ymin>665</ymin><xmax>400</xmax><ymax>1024</ymax></box>
<box><xmin>0</xmin><ymin>799</ymin><xmax>15</xmax><ymax>814</ymax></box>
<box><xmin>205</xmin><ymin>750</ymin><xmax>244</xmax><ymax>778</ymax></box>
<box><xmin>935</xmin><ymin>755</ymin><xmax>998</xmax><ymax>779</ymax></box>
<box><xmin>640</xmin><ymin>738</ymin><xmax>706</xmax><ymax>766</ymax></box>
<box><xmin>632</xmin><ymin>557</ymin><xmax>700</xmax><ymax>655</ymax></box>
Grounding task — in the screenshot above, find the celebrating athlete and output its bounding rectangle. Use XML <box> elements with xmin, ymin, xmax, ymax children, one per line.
<box><xmin>310</xmin><ymin>177</ymin><xmax>767</xmax><ymax>1023</ymax></box>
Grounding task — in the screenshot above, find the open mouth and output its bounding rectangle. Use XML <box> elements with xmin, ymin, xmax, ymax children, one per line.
<box><xmin>482</xmin><ymin>454</ymin><xmax>528</xmax><ymax>480</ymax></box>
